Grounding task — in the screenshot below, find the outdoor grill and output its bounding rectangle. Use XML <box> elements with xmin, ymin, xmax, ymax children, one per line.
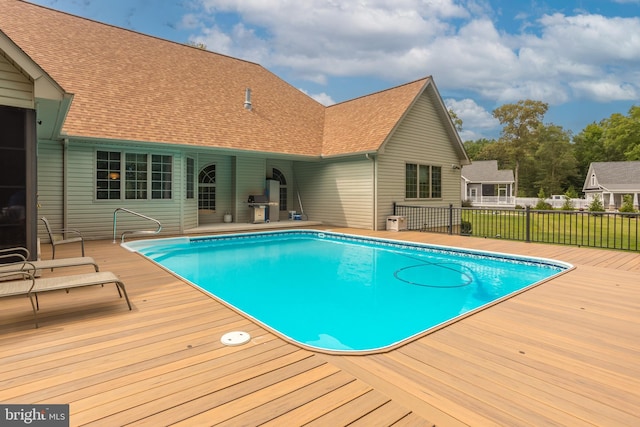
<box><xmin>247</xmin><ymin>194</ymin><xmax>269</xmax><ymax>223</ymax></box>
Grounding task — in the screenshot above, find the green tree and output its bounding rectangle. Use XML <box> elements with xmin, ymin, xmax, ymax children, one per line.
<box><xmin>186</xmin><ymin>41</ymin><xmax>207</xmax><ymax>50</ymax></box>
<box><xmin>473</xmin><ymin>140</ymin><xmax>511</xmax><ymax>165</ymax></box>
<box><xmin>448</xmin><ymin>108</ymin><xmax>463</xmax><ymax>132</ymax></box>
<box><xmin>463</xmin><ymin>138</ymin><xmax>495</xmax><ymax>160</ymax></box>
<box><xmin>601</xmin><ymin>105</ymin><xmax>640</xmax><ymax>161</ymax></box>
<box><xmin>493</xmin><ymin>100</ymin><xmax>549</xmax><ymax>198</ymax></box>
<box><xmin>533</xmin><ymin>124</ymin><xmax>577</xmax><ymax>196</ymax></box>
<box><xmin>565</xmin><ymin>186</ymin><xmax>579</xmax><ymax>199</ymax></box>
<box><xmin>573</xmin><ymin>122</ymin><xmax>606</xmax><ymax>180</ymax></box>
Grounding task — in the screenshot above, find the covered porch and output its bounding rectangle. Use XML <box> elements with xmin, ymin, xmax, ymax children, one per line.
<box><xmin>586</xmin><ymin>191</ymin><xmax>640</xmax><ymax>211</ymax></box>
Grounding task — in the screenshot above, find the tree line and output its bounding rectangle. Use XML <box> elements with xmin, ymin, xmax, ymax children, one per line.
<box><xmin>458</xmin><ymin>101</ymin><xmax>640</xmax><ymax>198</ymax></box>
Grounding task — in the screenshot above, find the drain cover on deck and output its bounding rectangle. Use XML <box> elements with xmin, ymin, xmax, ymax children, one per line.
<box><xmin>221</xmin><ymin>331</ymin><xmax>251</xmax><ymax>346</ymax></box>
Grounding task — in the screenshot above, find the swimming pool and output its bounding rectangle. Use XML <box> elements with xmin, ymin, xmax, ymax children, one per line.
<box><xmin>123</xmin><ymin>230</ymin><xmax>572</xmax><ymax>353</ymax></box>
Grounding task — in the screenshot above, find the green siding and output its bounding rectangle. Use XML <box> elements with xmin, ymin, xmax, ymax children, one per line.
<box><xmin>0</xmin><ymin>55</ymin><xmax>33</xmax><ymax>109</ymax></box>
<box><xmin>376</xmin><ymin>90</ymin><xmax>462</xmax><ymax>230</ymax></box>
<box><xmin>234</xmin><ymin>156</ymin><xmax>267</xmax><ymax>224</ymax></box>
<box><xmin>294</xmin><ymin>157</ymin><xmax>374</xmax><ymax>229</ymax></box>
<box><xmin>36</xmin><ymin>140</ymin><xmax>64</xmax><ymax>241</ymax></box>
<box><xmin>37</xmin><ymin>141</ymin><xmax>190</xmax><ymax>240</ymax></box>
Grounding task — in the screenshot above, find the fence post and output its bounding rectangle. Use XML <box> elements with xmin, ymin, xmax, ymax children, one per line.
<box><xmin>525</xmin><ymin>206</ymin><xmax>531</xmax><ymax>243</ymax></box>
<box><xmin>393</xmin><ymin>202</ymin><xmax>396</xmax><ymax>215</ymax></box>
<box><xmin>448</xmin><ymin>204</ymin><xmax>453</xmax><ymax>235</ymax></box>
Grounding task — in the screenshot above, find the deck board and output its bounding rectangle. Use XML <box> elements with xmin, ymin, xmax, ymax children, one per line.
<box><xmin>1</xmin><ymin>228</ymin><xmax>639</xmax><ymax>426</ymax></box>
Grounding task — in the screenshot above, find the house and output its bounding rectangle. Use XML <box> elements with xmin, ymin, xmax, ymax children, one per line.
<box><xmin>582</xmin><ymin>161</ymin><xmax>640</xmax><ymax>211</ymax></box>
<box><xmin>0</xmin><ymin>0</ymin><xmax>469</xmax><ymax>255</ymax></box>
<box><xmin>461</xmin><ymin>160</ymin><xmax>515</xmax><ymax>207</ymax></box>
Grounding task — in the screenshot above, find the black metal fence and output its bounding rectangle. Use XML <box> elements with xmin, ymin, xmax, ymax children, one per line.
<box><xmin>393</xmin><ymin>203</ymin><xmax>640</xmax><ymax>252</ymax></box>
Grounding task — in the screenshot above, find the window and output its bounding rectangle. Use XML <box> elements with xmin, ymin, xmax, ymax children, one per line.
<box><xmin>198</xmin><ymin>164</ymin><xmax>216</xmax><ymax>211</ymax></box>
<box><xmin>405</xmin><ymin>163</ymin><xmax>442</xmax><ymax>199</ymax></box>
<box><xmin>125</xmin><ymin>153</ymin><xmax>147</xmax><ymax>199</ymax></box>
<box><xmin>431</xmin><ymin>166</ymin><xmax>442</xmax><ymax>198</ymax></box>
<box><xmin>151</xmin><ymin>155</ymin><xmax>172</xmax><ymax>199</ymax></box>
<box><xmin>405</xmin><ymin>164</ymin><xmax>417</xmax><ymax>198</ymax></box>
<box><xmin>591</xmin><ymin>174</ymin><xmax>597</xmax><ymax>187</ymax></box>
<box><xmin>96</xmin><ymin>151</ymin><xmax>121</xmax><ymax>200</ymax></box>
<box><xmin>186</xmin><ymin>157</ymin><xmax>195</xmax><ymax>199</ymax></box>
<box><xmin>272</xmin><ymin>168</ymin><xmax>287</xmax><ymax>211</ymax></box>
<box><xmin>96</xmin><ymin>151</ymin><xmax>172</xmax><ymax>200</ymax></box>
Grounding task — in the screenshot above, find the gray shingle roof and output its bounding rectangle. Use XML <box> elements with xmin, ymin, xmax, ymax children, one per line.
<box><xmin>584</xmin><ymin>161</ymin><xmax>640</xmax><ymax>192</ymax></box>
<box><xmin>461</xmin><ymin>160</ymin><xmax>514</xmax><ymax>183</ymax></box>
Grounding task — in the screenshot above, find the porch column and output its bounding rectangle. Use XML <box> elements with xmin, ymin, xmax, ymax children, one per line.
<box><xmin>634</xmin><ymin>193</ymin><xmax>639</xmax><ymax>210</ymax></box>
<box><xmin>608</xmin><ymin>193</ymin><xmax>616</xmax><ymax>210</ymax></box>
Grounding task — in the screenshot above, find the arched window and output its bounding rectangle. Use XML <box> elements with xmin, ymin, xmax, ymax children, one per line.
<box><xmin>272</xmin><ymin>168</ymin><xmax>287</xmax><ymax>211</ymax></box>
<box><xmin>198</xmin><ymin>164</ymin><xmax>216</xmax><ymax>211</ymax></box>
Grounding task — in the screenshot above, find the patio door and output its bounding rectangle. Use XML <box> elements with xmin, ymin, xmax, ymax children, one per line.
<box><xmin>0</xmin><ymin>106</ymin><xmax>37</xmax><ymax>255</ymax></box>
<box><xmin>198</xmin><ymin>164</ymin><xmax>216</xmax><ymax>225</ymax></box>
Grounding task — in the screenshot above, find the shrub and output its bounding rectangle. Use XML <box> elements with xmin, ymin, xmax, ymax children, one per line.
<box><xmin>588</xmin><ymin>194</ymin><xmax>605</xmax><ymax>213</ymax></box>
<box><xmin>535</xmin><ymin>199</ymin><xmax>553</xmax><ymax>210</ymax></box>
<box><xmin>461</xmin><ymin>199</ymin><xmax>473</xmax><ymax>207</ymax></box>
<box><xmin>460</xmin><ymin>220</ymin><xmax>472</xmax><ymax>235</ymax></box>
<box><xmin>535</xmin><ymin>188</ymin><xmax>552</xmax><ymax>210</ymax></box>
<box><xmin>561</xmin><ymin>196</ymin><xmax>574</xmax><ymax>211</ymax></box>
<box><xmin>619</xmin><ymin>194</ymin><xmax>636</xmax><ymax>213</ymax></box>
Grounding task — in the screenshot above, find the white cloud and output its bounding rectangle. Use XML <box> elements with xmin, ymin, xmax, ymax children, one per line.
<box><xmin>193</xmin><ymin>0</ymin><xmax>461</xmax><ymax>73</ymax></box>
<box><xmin>178</xmin><ymin>13</ymin><xmax>201</xmax><ymax>30</ymax></box>
<box><xmin>570</xmin><ymin>79</ymin><xmax>638</xmax><ymax>102</ymax></box>
<box><xmin>186</xmin><ymin>0</ymin><xmax>640</xmax><ymax>136</ymax></box>
<box><xmin>310</xmin><ymin>92</ymin><xmax>335</xmax><ymax>106</ymax></box>
<box><xmin>298</xmin><ymin>87</ymin><xmax>336</xmax><ymax>105</ymax></box>
<box><xmin>445</xmin><ymin>98</ymin><xmax>499</xmax><ymax>140</ymax></box>
<box><xmin>192</xmin><ymin>22</ymin><xmax>270</xmax><ymax>63</ymax></box>
<box><xmin>536</xmin><ymin>13</ymin><xmax>640</xmax><ymax>63</ymax></box>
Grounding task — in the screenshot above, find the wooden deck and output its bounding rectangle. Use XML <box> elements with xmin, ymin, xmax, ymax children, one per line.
<box><xmin>1</xmin><ymin>229</ymin><xmax>638</xmax><ymax>426</ymax></box>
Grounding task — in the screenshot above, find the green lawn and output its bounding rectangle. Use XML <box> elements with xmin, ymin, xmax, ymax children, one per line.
<box><xmin>461</xmin><ymin>209</ymin><xmax>639</xmax><ymax>251</ymax></box>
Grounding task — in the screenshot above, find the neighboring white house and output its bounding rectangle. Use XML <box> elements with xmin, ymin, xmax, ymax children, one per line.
<box><xmin>582</xmin><ymin>161</ymin><xmax>640</xmax><ymax>211</ymax></box>
<box><xmin>0</xmin><ymin>0</ymin><xmax>470</xmax><ymax>254</ymax></box>
<box><xmin>461</xmin><ymin>160</ymin><xmax>515</xmax><ymax>207</ymax></box>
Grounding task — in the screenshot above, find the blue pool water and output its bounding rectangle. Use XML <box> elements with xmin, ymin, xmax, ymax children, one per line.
<box><xmin>124</xmin><ymin>230</ymin><xmax>572</xmax><ymax>353</ymax></box>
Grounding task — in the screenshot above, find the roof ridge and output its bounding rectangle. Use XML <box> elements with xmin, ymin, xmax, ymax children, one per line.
<box><xmin>326</xmin><ymin>76</ymin><xmax>431</xmax><ymax>108</ymax></box>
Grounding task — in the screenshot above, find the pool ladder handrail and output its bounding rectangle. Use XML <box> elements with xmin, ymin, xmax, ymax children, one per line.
<box><xmin>113</xmin><ymin>208</ymin><xmax>162</xmax><ymax>243</ymax></box>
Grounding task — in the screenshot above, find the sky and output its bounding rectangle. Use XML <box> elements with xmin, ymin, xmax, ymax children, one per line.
<box><xmin>27</xmin><ymin>0</ymin><xmax>640</xmax><ymax>141</ymax></box>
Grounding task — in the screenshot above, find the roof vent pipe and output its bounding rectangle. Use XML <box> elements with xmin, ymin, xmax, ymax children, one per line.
<box><xmin>244</xmin><ymin>88</ymin><xmax>252</xmax><ymax>111</ymax></box>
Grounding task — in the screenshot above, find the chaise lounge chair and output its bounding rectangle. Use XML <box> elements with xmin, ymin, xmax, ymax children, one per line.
<box><xmin>0</xmin><ymin>247</ymin><xmax>99</xmax><ymax>277</ymax></box>
<box><xmin>41</xmin><ymin>216</ymin><xmax>85</xmax><ymax>259</ymax></box>
<box><xmin>0</xmin><ymin>257</ymin><xmax>131</xmax><ymax>328</ymax></box>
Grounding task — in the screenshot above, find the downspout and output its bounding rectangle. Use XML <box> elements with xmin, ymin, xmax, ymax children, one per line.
<box><xmin>365</xmin><ymin>153</ymin><xmax>377</xmax><ymax>230</ymax></box>
<box><xmin>62</xmin><ymin>138</ymin><xmax>69</xmax><ymax>229</ymax></box>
